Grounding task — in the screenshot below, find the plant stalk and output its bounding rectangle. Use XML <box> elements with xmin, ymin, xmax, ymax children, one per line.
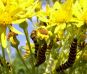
<box><xmin>16</xmin><ymin>47</ymin><xmax>31</xmax><ymax>73</ymax></box>
<box><xmin>1</xmin><ymin>45</ymin><xmax>9</xmax><ymax>74</ymax></box>
<box><xmin>23</xmin><ymin>29</ymin><xmax>35</xmax><ymax>73</ymax></box>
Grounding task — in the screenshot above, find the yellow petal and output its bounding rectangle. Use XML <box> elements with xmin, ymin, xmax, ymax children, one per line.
<box><xmin>10</xmin><ymin>37</ymin><xmax>16</xmax><ymax>45</ymax></box>
<box><xmin>46</xmin><ymin>4</ymin><xmax>51</xmax><ymax>16</ymax></box>
<box><xmin>76</xmin><ymin>21</ymin><xmax>84</xmax><ymax>27</ymax></box>
<box><xmin>72</xmin><ymin>0</ymin><xmax>82</xmax><ymax>19</ymax></box>
<box><xmin>59</xmin><ymin>23</ymin><xmax>66</xmax><ymax>30</ymax></box>
<box><xmin>53</xmin><ymin>1</ymin><xmax>61</xmax><ymax>10</ymax></box>
<box><xmin>18</xmin><ymin>0</ymin><xmax>34</xmax><ymax>8</ymax></box>
<box><xmin>62</xmin><ymin>0</ymin><xmax>73</xmax><ymax>11</ymax></box>
<box><xmin>70</xmin><ymin>17</ymin><xmax>84</xmax><ymax>27</ymax></box>
<box><xmin>54</xmin><ymin>23</ymin><xmax>66</xmax><ymax>34</ymax></box>
<box><xmin>12</xmin><ymin>19</ymin><xmax>26</xmax><ymax>24</ymax></box>
<box><xmin>36</xmin><ymin>11</ymin><xmax>48</xmax><ymax>22</ymax></box>
<box><xmin>0</xmin><ymin>0</ymin><xmax>5</xmax><ymax>11</ymax></box>
<box><xmin>1</xmin><ymin>31</ymin><xmax>7</xmax><ymax>48</ymax></box>
<box><xmin>62</xmin><ymin>0</ymin><xmax>73</xmax><ymax>21</ymax></box>
<box><xmin>79</xmin><ymin>0</ymin><xmax>87</xmax><ymax>10</ymax></box>
<box><xmin>8</xmin><ymin>25</ymin><xmax>24</xmax><ymax>35</ymax></box>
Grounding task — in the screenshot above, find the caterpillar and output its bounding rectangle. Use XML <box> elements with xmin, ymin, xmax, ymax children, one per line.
<box><xmin>31</xmin><ymin>28</ymin><xmax>48</xmax><ymax>58</ymax></box>
<box><xmin>31</xmin><ymin>28</ymin><xmax>48</xmax><ymax>66</ymax></box>
<box><xmin>35</xmin><ymin>40</ymin><xmax>47</xmax><ymax>67</ymax></box>
<box><xmin>56</xmin><ymin>38</ymin><xmax>77</xmax><ymax>72</ymax></box>
<box><xmin>30</xmin><ymin>30</ymin><xmax>39</xmax><ymax>58</ymax></box>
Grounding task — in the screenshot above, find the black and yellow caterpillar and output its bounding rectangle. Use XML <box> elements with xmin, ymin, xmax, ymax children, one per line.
<box><xmin>31</xmin><ymin>28</ymin><xmax>49</xmax><ymax>66</ymax></box>
<box><xmin>56</xmin><ymin>38</ymin><xmax>77</xmax><ymax>72</ymax></box>
<box><xmin>31</xmin><ymin>28</ymin><xmax>48</xmax><ymax>58</ymax></box>
<box><xmin>35</xmin><ymin>40</ymin><xmax>47</xmax><ymax>67</ymax></box>
<box><xmin>31</xmin><ymin>30</ymin><xmax>39</xmax><ymax>58</ymax></box>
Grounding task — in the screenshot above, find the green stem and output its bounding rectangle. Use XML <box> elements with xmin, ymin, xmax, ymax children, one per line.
<box><xmin>1</xmin><ymin>46</ymin><xmax>5</xmax><ymax>60</ymax></box>
<box><xmin>11</xmin><ymin>65</ymin><xmax>16</xmax><ymax>74</ymax></box>
<box><xmin>23</xmin><ymin>29</ymin><xmax>35</xmax><ymax>73</ymax></box>
<box><xmin>1</xmin><ymin>46</ymin><xmax>9</xmax><ymax>74</ymax></box>
<box><xmin>15</xmin><ymin>47</ymin><xmax>31</xmax><ymax>73</ymax></box>
<box><xmin>23</xmin><ymin>29</ymin><xmax>32</xmax><ymax>54</ymax></box>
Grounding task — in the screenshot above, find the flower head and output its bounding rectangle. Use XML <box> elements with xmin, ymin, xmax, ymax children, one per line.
<box><xmin>48</xmin><ymin>0</ymin><xmax>73</xmax><ymax>38</ymax></box>
<box><xmin>36</xmin><ymin>0</ymin><xmax>74</xmax><ymax>38</ymax></box>
<box><xmin>0</xmin><ymin>0</ymin><xmax>39</xmax><ymax>48</ymax></box>
<box><xmin>46</xmin><ymin>0</ymin><xmax>73</xmax><ymax>24</ymax></box>
<box><xmin>72</xmin><ymin>0</ymin><xmax>87</xmax><ymax>27</ymax></box>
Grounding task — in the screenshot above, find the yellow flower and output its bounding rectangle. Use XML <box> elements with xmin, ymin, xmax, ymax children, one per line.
<box><xmin>47</xmin><ymin>0</ymin><xmax>73</xmax><ymax>38</ymax></box>
<box><xmin>48</xmin><ymin>0</ymin><xmax>73</xmax><ymax>24</ymax></box>
<box><xmin>54</xmin><ymin>23</ymin><xmax>66</xmax><ymax>39</ymax></box>
<box><xmin>36</xmin><ymin>0</ymin><xmax>73</xmax><ymax>39</ymax></box>
<box><xmin>72</xmin><ymin>0</ymin><xmax>87</xmax><ymax>27</ymax></box>
<box><xmin>0</xmin><ymin>0</ymin><xmax>39</xmax><ymax>48</ymax></box>
<box><xmin>36</xmin><ymin>10</ymin><xmax>49</xmax><ymax>22</ymax></box>
<box><xmin>80</xmin><ymin>0</ymin><xmax>87</xmax><ymax>23</ymax></box>
<box><xmin>37</xmin><ymin>26</ymin><xmax>49</xmax><ymax>40</ymax></box>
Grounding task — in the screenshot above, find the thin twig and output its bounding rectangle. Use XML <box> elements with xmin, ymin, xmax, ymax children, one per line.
<box><xmin>15</xmin><ymin>47</ymin><xmax>31</xmax><ymax>73</ymax></box>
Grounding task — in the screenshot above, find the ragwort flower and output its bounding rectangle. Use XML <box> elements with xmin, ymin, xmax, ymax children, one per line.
<box><xmin>72</xmin><ymin>0</ymin><xmax>87</xmax><ymax>27</ymax></box>
<box><xmin>36</xmin><ymin>0</ymin><xmax>74</xmax><ymax>39</ymax></box>
<box><xmin>0</xmin><ymin>0</ymin><xmax>39</xmax><ymax>48</ymax></box>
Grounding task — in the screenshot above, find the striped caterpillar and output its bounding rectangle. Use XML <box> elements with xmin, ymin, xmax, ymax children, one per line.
<box><xmin>30</xmin><ymin>28</ymin><xmax>49</xmax><ymax>66</ymax></box>
<box><xmin>35</xmin><ymin>40</ymin><xmax>47</xmax><ymax>67</ymax></box>
<box><xmin>31</xmin><ymin>28</ymin><xmax>48</xmax><ymax>58</ymax></box>
<box><xmin>56</xmin><ymin>38</ymin><xmax>77</xmax><ymax>72</ymax></box>
<box><xmin>30</xmin><ymin>30</ymin><xmax>39</xmax><ymax>58</ymax></box>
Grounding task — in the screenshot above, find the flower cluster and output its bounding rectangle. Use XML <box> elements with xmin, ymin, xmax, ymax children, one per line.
<box><xmin>36</xmin><ymin>0</ymin><xmax>87</xmax><ymax>39</ymax></box>
<box><xmin>0</xmin><ymin>0</ymin><xmax>39</xmax><ymax>48</ymax></box>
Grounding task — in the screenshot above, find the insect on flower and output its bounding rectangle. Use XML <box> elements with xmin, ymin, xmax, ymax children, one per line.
<box><xmin>31</xmin><ymin>27</ymin><xmax>48</xmax><ymax>58</ymax></box>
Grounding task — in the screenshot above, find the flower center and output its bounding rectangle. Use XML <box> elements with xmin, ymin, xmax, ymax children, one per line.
<box><xmin>0</xmin><ymin>12</ymin><xmax>12</xmax><ymax>25</ymax></box>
